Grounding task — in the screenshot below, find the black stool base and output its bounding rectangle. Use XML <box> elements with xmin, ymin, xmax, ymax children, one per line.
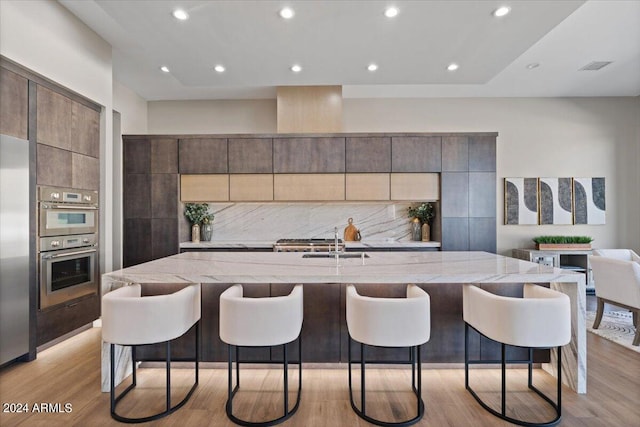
<box><xmin>225</xmin><ymin>337</ymin><xmax>302</xmax><ymax>427</ymax></box>
<box><xmin>110</xmin><ymin>322</ymin><xmax>200</xmax><ymax>424</ymax></box>
<box><xmin>464</xmin><ymin>323</ymin><xmax>563</xmax><ymax>427</ymax></box>
<box><xmin>348</xmin><ymin>337</ymin><xmax>425</xmax><ymax>427</ymax></box>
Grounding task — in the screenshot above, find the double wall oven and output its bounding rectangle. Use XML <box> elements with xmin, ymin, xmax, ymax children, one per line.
<box><xmin>38</xmin><ymin>186</ymin><xmax>98</xmax><ymax>309</ymax></box>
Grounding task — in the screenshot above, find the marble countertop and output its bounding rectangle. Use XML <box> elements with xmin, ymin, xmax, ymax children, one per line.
<box><xmin>103</xmin><ymin>251</ymin><xmax>582</xmax><ymax>287</ymax></box>
<box><xmin>179</xmin><ymin>240</ymin><xmax>441</xmax><ymax>249</ymax></box>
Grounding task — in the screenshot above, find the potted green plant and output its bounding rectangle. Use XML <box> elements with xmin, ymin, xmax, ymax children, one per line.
<box><xmin>532</xmin><ymin>235</ymin><xmax>593</xmax><ymax>250</ymax></box>
<box><xmin>184</xmin><ymin>203</ymin><xmax>213</xmax><ymax>242</ymax></box>
<box><xmin>408</xmin><ymin>202</ymin><xmax>435</xmax><ymax>241</ymax></box>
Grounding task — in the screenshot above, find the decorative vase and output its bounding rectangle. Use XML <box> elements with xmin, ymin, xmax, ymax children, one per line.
<box><xmin>411</xmin><ymin>218</ymin><xmax>422</xmax><ymax>241</ymax></box>
<box><xmin>421</xmin><ymin>223</ymin><xmax>430</xmax><ymax>242</ymax></box>
<box><xmin>201</xmin><ymin>223</ymin><xmax>213</xmax><ymax>241</ymax></box>
<box><xmin>191</xmin><ymin>224</ymin><xmax>200</xmax><ymax>243</ymax></box>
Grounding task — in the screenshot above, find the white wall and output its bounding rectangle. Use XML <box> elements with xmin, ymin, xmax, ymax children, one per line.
<box><xmin>148</xmin><ymin>100</ymin><xmax>276</xmax><ymax>134</ymax></box>
<box><xmin>113</xmin><ymin>81</ymin><xmax>148</xmax><ymax>134</ymax></box>
<box><xmin>0</xmin><ymin>0</ymin><xmax>115</xmax><ymax>271</ymax></box>
<box><xmin>147</xmin><ymin>97</ymin><xmax>640</xmax><ymax>255</ymax></box>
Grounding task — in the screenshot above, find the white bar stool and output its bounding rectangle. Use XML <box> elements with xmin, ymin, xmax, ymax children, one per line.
<box><xmin>102</xmin><ymin>283</ymin><xmax>201</xmax><ymax>423</ymax></box>
<box><xmin>346</xmin><ymin>284</ymin><xmax>431</xmax><ymax>427</ymax></box>
<box><xmin>463</xmin><ymin>284</ymin><xmax>571</xmax><ymax>427</ymax></box>
<box><xmin>219</xmin><ymin>284</ymin><xmax>303</xmax><ymax>427</ymax></box>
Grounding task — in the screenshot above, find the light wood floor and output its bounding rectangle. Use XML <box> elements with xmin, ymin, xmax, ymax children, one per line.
<box><xmin>1</xmin><ymin>327</ymin><xmax>638</xmax><ymax>427</ymax></box>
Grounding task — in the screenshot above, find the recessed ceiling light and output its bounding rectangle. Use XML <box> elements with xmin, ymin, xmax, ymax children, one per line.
<box><xmin>367</xmin><ymin>63</ymin><xmax>378</xmax><ymax>72</ymax></box>
<box><xmin>291</xmin><ymin>64</ymin><xmax>302</xmax><ymax>73</ymax></box>
<box><xmin>279</xmin><ymin>7</ymin><xmax>294</xmax><ymax>19</ymax></box>
<box><xmin>493</xmin><ymin>6</ymin><xmax>511</xmax><ymax>17</ymax></box>
<box><xmin>214</xmin><ymin>65</ymin><xmax>225</xmax><ymax>73</ymax></box>
<box><xmin>447</xmin><ymin>63</ymin><xmax>459</xmax><ymax>71</ymax></box>
<box><xmin>172</xmin><ymin>9</ymin><xmax>189</xmax><ymax>20</ymax></box>
<box><xmin>384</xmin><ymin>7</ymin><xmax>399</xmax><ymax>18</ymax></box>
<box><xmin>160</xmin><ymin>66</ymin><xmax>170</xmax><ymax>73</ymax></box>
<box><xmin>526</xmin><ymin>63</ymin><xmax>540</xmax><ymax>70</ymax></box>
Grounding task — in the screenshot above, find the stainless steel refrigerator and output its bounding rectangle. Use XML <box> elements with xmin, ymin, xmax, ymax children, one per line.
<box><xmin>0</xmin><ymin>134</ymin><xmax>30</xmax><ymax>364</ymax></box>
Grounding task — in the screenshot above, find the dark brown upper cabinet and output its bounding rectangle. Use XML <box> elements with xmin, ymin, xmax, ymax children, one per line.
<box><xmin>179</xmin><ymin>138</ymin><xmax>228</xmax><ymax>174</ymax></box>
<box><xmin>36</xmin><ymin>144</ymin><xmax>72</xmax><ymax>188</ymax></box>
<box><xmin>228</xmin><ymin>138</ymin><xmax>273</xmax><ymax>173</ymax></box>
<box><xmin>151</xmin><ymin>139</ymin><xmax>178</xmax><ymax>174</ymax></box>
<box><xmin>391</xmin><ymin>136</ymin><xmax>442</xmax><ymax>172</ymax></box>
<box><xmin>71</xmin><ymin>101</ymin><xmax>99</xmax><ymax>158</ymax></box>
<box><xmin>0</xmin><ymin>67</ymin><xmax>28</xmax><ymax>139</ymax></box>
<box><xmin>441</xmin><ymin>136</ymin><xmax>469</xmax><ymax>172</ymax></box>
<box><xmin>72</xmin><ymin>153</ymin><xmax>99</xmax><ymax>190</ymax></box>
<box><xmin>346</xmin><ymin>136</ymin><xmax>391</xmax><ymax>173</ymax></box>
<box><xmin>469</xmin><ymin>135</ymin><xmax>496</xmax><ymax>172</ymax></box>
<box><xmin>441</xmin><ymin>172</ymin><xmax>469</xmax><ymax>217</ymax></box>
<box><xmin>124</xmin><ymin>138</ymin><xmax>150</xmax><ymax>174</ymax></box>
<box><xmin>151</xmin><ymin>173</ymin><xmax>178</xmax><ymax>219</ymax></box>
<box><xmin>37</xmin><ymin>85</ymin><xmax>72</xmax><ymax>150</ymax></box>
<box><xmin>273</xmin><ymin>137</ymin><xmax>345</xmax><ymax>173</ymax></box>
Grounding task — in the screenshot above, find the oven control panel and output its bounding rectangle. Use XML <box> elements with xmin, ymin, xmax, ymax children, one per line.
<box><xmin>39</xmin><ymin>234</ymin><xmax>97</xmax><ymax>252</ymax></box>
<box><xmin>39</xmin><ymin>186</ymin><xmax>98</xmax><ymax>205</ymax></box>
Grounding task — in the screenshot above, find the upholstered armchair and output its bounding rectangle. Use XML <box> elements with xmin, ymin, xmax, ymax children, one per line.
<box><xmin>590</xmin><ymin>250</ymin><xmax>640</xmax><ymax>346</ymax></box>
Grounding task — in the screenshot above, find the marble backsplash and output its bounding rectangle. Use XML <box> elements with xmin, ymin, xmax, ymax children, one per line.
<box><xmin>178</xmin><ymin>202</ymin><xmax>437</xmax><ymax>242</ymax></box>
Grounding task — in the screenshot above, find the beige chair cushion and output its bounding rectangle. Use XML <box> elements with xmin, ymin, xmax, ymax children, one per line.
<box><xmin>590</xmin><ymin>255</ymin><xmax>640</xmax><ymax>310</ymax></box>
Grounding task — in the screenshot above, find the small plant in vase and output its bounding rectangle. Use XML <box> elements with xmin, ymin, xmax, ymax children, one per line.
<box><xmin>407</xmin><ymin>202</ymin><xmax>435</xmax><ymax>242</ymax></box>
<box><xmin>184</xmin><ymin>203</ymin><xmax>213</xmax><ymax>243</ymax></box>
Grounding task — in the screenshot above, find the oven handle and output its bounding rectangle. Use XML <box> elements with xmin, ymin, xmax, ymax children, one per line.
<box><xmin>41</xmin><ymin>204</ymin><xmax>98</xmax><ymax>210</ymax></box>
<box><xmin>41</xmin><ymin>248</ymin><xmax>97</xmax><ymax>259</ymax></box>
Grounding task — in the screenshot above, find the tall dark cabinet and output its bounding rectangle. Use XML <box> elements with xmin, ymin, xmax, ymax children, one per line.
<box><xmin>123</xmin><ymin>138</ymin><xmax>179</xmax><ymax>267</ymax></box>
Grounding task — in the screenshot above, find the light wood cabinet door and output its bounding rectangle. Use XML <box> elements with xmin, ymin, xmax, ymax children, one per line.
<box><xmin>346</xmin><ymin>173</ymin><xmax>390</xmax><ymax>200</ymax></box>
<box><xmin>180</xmin><ymin>174</ymin><xmax>229</xmax><ymax>202</ymax></box>
<box><xmin>390</xmin><ymin>173</ymin><xmax>439</xmax><ymax>201</ymax></box>
<box><xmin>37</xmin><ymin>85</ymin><xmax>72</xmax><ymax>150</ymax></box>
<box><xmin>71</xmin><ymin>101</ymin><xmax>99</xmax><ymax>157</ymax></box>
<box><xmin>229</xmin><ymin>174</ymin><xmax>274</xmax><ymax>201</ymax></box>
<box><xmin>179</xmin><ymin>138</ymin><xmax>228</xmax><ymax>174</ymax></box>
<box><xmin>0</xmin><ymin>67</ymin><xmax>28</xmax><ymax>139</ymax></box>
<box><xmin>391</xmin><ymin>136</ymin><xmax>441</xmax><ymax>172</ymax></box>
<box><xmin>273</xmin><ymin>137</ymin><xmax>345</xmax><ymax>173</ymax></box>
<box><xmin>228</xmin><ymin>138</ymin><xmax>273</xmax><ymax>173</ymax></box>
<box><xmin>274</xmin><ymin>174</ymin><xmax>345</xmax><ymax>201</ymax></box>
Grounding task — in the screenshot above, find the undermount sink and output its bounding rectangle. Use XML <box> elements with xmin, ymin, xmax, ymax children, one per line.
<box><xmin>302</xmin><ymin>252</ymin><xmax>369</xmax><ymax>259</ymax></box>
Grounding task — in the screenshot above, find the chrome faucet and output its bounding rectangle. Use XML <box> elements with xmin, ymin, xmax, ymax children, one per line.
<box><xmin>334</xmin><ymin>227</ymin><xmax>339</xmax><ymax>254</ymax></box>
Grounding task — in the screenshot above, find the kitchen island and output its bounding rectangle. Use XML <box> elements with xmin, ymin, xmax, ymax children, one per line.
<box><xmin>101</xmin><ymin>251</ymin><xmax>586</xmax><ymax>393</ymax></box>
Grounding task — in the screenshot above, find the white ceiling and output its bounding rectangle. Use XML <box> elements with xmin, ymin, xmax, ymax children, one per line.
<box><xmin>59</xmin><ymin>0</ymin><xmax>640</xmax><ymax>100</ymax></box>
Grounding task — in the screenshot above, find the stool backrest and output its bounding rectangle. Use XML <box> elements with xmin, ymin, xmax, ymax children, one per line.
<box><xmin>590</xmin><ymin>255</ymin><xmax>640</xmax><ymax>309</ymax></box>
<box><xmin>102</xmin><ymin>283</ymin><xmax>201</xmax><ymax>345</ymax></box>
<box><xmin>463</xmin><ymin>284</ymin><xmax>570</xmax><ymax>348</ymax></box>
<box><xmin>219</xmin><ymin>284</ymin><xmax>303</xmax><ymax>346</ymax></box>
<box><xmin>346</xmin><ymin>284</ymin><xmax>430</xmax><ymax>347</ymax></box>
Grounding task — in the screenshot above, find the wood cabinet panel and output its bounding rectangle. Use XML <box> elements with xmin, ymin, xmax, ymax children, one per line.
<box><xmin>123</xmin><ymin>174</ymin><xmax>151</xmax><ymax>218</ymax></box>
<box><xmin>441</xmin><ymin>172</ymin><xmax>469</xmax><ymax>217</ymax></box>
<box><xmin>229</xmin><ymin>174</ymin><xmax>274</xmax><ymax>201</ymax></box>
<box><xmin>274</xmin><ymin>174</ymin><xmax>345</xmax><ymax>201</ymax></box>
<box><xmin>272</xmin><ymin>283</ymin><xmax>341</xmax><ymax>362</ymax></box>
<box><xmin>123</xmin><ymin>219</ymin><xmax>152</xmax><ymax>267</ymax></box>
<box><xmin>469</xmin><ymin>172</ymin><xmax>496</xmax><ymax>218</ymax></box>
<box><xmin>469</xmin><ymin>136</ymin><xmax>496</xmax><ymax>172</ymax></box>
<box><xmin>71</xmin><ymin>153</ymin><xmax>99</xmax><ymax>190</ymax></box>
<box><xmin>71</xmin><ymin>101</ymin><xmax>99</xmax><ymax>157</ymax></box>
<box><xmin>345</xmin><ymin>137</ymin><xmax>391</xmax><ymax>172</ymax></box>
<box><xmin>124</xmin><ymin>138</ymin><xmax>150</xmax><ymax>174</ymax></box>
<box><xmin>441</xmin><ymin>136</ymin><xmax>468</xmax><ymax>172</ymax></box>
<box><xmin>345</xmin><ymin>173</ymin><xmax>390</xmax><ymax>200</ymax></box>
<box><xmin>151</xmin><ymin>219</ymin><xmax>178</xmax><ymax>260</ymax></box>
<box><xmin>390</xmin><ymin>173</ymin><xmax>439</xmax><ymax>201</ymax></box>
<box><xmin>273</xmin><ymin>137</ymin><xmax>345</xmax><ymax>173</ymax></box>
<box><xmin>180</xmin><ymin>174</ymin><xmax>229</xmax><ymax>202</ymax></box>
<box><xmin>391</xmin><ymin>136</ymin><xmax>441</xmax><ymax>172</ymax></box>
<box><xmin>36</xmin><ymin>85</ymin><xmax>72</xmax><ymax>150</ymax></box>
<box><xmin>151</xmin><ymin>138</ymin><xmax>178</xmax><ymax>173</ymax></box>
<box><xmin>228</xmin><ymin>138</ymin><xmax>273</xmax><ymax>173</ymax></box>
<box><xmin>151</xmin><ymin>174</ymin><xmax>178</xmax><ymax>218</ymax></box>
<box><xmin>36</xmin><ymin>144</ymin><xmax>72</xmax><ymax>188</ymax></box>
<box><xmin>179</xmin><ymin>138</ymin><xmax>228</xmax><ymax>174</ymax></box>
<box><xmin>469</xmin><ymin>218</ymin><xmax>496</xmax><ymax>253</ymax></box>
<box><xmin>36</xmin><ymin>294</ymin><xmax>99</xmax><ymax>346</ymax></box>
<box><xmin>0</xmin><ymin>67</ymin><xmax>28</xmax><ymax>139</ymax></box>
<box><xmin>441</xmin><ymin>218</ymin><xmax>469</xmax><ymax>251</ymax></box>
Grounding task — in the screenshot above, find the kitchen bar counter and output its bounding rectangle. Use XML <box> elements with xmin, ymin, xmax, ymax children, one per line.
<box><xmin>101</xmin><ymin>251</ymin><xmax>585</xmax><ymax>393</ymax></box>
<box><xmin>179</xmin><ymin>240</ymin><xmax>441</xmax><ymax>250</ymax></box>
